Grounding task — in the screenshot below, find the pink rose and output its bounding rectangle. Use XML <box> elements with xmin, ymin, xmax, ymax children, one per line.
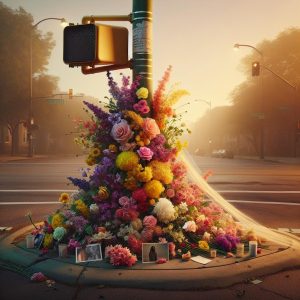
<box><xmin>142</xmin><ymin>118</ymin><xmax>160</xmax><ymax>140</ymax></box>
<box><xmin>119</xmin><ymin>196</ymin><xmax>130</xmax><ymax>207</ymax></box>
<box><xmin>166</xmin><ymin>188</ymin><xmax>175</xmax><ymax>198</ymax></box>
<box><xmin>143</xmin><ymin>215</ymin><xmax>157</xmax><ymax>228</ymax></box>
<box><xmin>183</xmin><ymin>221</ymin><xmax>197</xmax><ymax>232</ymax></box>
<box><xmin>141</xmin><ymin>228</ymin><xmax>154</xmax><ymax>242</ymax></box>
<box><xmin>111</xmin><ymin>120</ymin><xmax>133</xmax><ymax>144</ymax></box>
<box><xmin>137</xmin><ymin>146</ymin><xmax>153</xmax><ymax>160</ymax></box>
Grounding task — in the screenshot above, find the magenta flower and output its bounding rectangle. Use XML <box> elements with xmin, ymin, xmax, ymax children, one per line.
<box><xmin>133</xmin><ymin>100</ymin><xmax>150</xmax><ymax>115</ymax></box>
<box><xmin>105</xmin><ymin>244</ymin><xmax>137</xmax><ymax>267</ymax></box>
<box><xmin>137</xmin><ymin>146</ymin><xmax>153</xmax><ymax>160</ymax></box>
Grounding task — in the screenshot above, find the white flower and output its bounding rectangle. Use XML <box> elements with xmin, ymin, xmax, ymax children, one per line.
<box><xmin>153</xmin><ymin>198</ymin><xmax>176</xmax><ymax>224</ymax></box>
<box><xmin>178</xmin><ymin>202</ymin><xmax>188</xmax><ymax>214</ymax></box>
<box><xmin>202</xmin><ymin>231</ymin><xmax>211</xmax><ymax>241</ymax></box>
<box><xmin>183</xmin><ymin>220</ymin><xmax>197</xmax><ymax>232</ymax></box>
<box><xmin>89</xmin><ymin>204</ymin><xmax>99</xmax><ymax>214</ymax></box>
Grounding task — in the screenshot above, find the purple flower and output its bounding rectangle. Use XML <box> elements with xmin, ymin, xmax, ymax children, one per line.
<box><xmin>69</xmin><ymin>215</ymin><xmax>89</xmax><ymax>233</ymax></box>
<box><xmin>215</xmin><ymin>234</ymin><xmax>240</xmax><ymax>252</ymax></box>
<box><xmin>68</xmin><ymin>177</ymin><xmax>90</xmax><ymax>191</ymax></box>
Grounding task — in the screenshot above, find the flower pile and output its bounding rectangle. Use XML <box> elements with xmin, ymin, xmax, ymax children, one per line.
<box><xmin>34</xmin><ymin>67</ymin><xmax>254</xmax><ymax>265</ymax></box>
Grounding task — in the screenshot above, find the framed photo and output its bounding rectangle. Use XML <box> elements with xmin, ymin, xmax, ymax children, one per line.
<box><xmin>34</xmin><ymin>233</ymin><xmax>45</xmax><ymax>249</ymax></box>
<box><xmin>76</xmin><ymin>243</ymin><xmax>103</xmax><ymax>263</ymax></box>
<box><xmin>142</xmin><ymin>243</ymin><xmax>169</xmax><ymax>263</ymax></box>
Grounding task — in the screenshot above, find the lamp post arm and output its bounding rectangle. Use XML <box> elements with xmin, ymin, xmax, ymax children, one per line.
<box><xmin>235</xmin><ymin>44</ymin><xmax>263</xmax><ymax>57</ymax></box>
<box><xmin>33</xmin><ymin>17</ymin><xmax>65</xmax><ymax>28</ymax></box>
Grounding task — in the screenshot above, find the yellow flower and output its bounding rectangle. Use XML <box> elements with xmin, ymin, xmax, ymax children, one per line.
<box><xmin>90</xmin><ymin>147</ymin><xmax>101</xmax><ymax>157</ymax></box>
<box><xmin>175</xmin><ymin>140</ymin><xmax>188</xmax><ymax>153</ymax></box>
<box><xmin>108</xmin><ymin>144</ymin><xmax>118</xmax><ymax>153</ymax></box>
<box><xmin>132</xmin><ymin>164</ymin><xmax>153</xmax><ymax>182</ymax></box>
<box><xmin>144</xmin><ymin>179</ymin><xmax>165</xmax><ymax>199</ymax></box>
<box><xmin>74</xmin><ymin>199</ymin><xmax>89</xmax><ymax>218</ymax></box>
<box><xmin>124</xmin><ymin>110</ymin><xmax>144</xmax><ymax>127</ymax></box>
<box><xmin>116</xmin><ymin>151</ymin><xmax>139</xmax><ymax>171</ymax></box>
<box><xmin>198</xmin><ymin>240</ymin><xmax>210</xmax><ymax>251</ymax></box>
<box><xmin>85</xmin><ymin>156</ymin><xmax>96</xmax><ymax>166</ymax></box>
<box><xmin>51</xmin><ymin>213</ymin><xmax>64</xmax><ymax>229</ymax></box>
<box><xmin>136</xmin><ymin>87</ymin><xmax>149</xmax><ymax>99</ymax></box>
<box><xmin>123</xmin><ymin>176</ymin><xmax>138</xmax><ymax>191</ymax></box>
<box><xmin>149</xmin><ymin>199</ymin><xmax>156</xmax><ymax>206</ymax></box>
<box><xmin>43</xmin><ymin>233</ymin><xmax>53</xmax><ymax>248</ymax></box>
<box><xmin>149</xmin><ymin>160</ymin><xmax>173</xmax><ymax>184</ymax></box>
<box><xmin>59</xmin><ymin>192</ymin><xmax>70</xmax><ymax>205</ymax></box>
<box><xmin>98</xmin><ymin>186</ymin><xmax>109</xmax><ymax>200</ymax></box>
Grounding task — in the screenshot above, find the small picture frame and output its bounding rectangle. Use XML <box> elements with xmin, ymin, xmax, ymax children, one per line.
<box><xmin>76</xmin><ymin>243</ymin><xmax>103</xmax><ymax>263</ymax></box>
<box><xmin>142</xmin><ymin>243</ymin><xmax>169</xmax><ymax>263</ymax></box>
<box><xmin>34</xmin><ymin>233</ymin><xmax>45</xmax><ymax>249</ymax></box>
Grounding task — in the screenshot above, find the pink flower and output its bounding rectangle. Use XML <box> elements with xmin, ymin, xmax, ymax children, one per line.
<box><xmin>111</xmin><ymin>120</ymin><xmax>133</xmax><ymax>144</ymax></box>
<box><xmin>137</xmin><ymin>146</ymin><xmax>153</xmax><ymax>160</ymax></box>
<box><xmin>166</xmin><ymin>188</ymin><xmax>175</xmax><ymax>198</ymax></box>
<box><xmin>128</xmin><ymin>235</ymin><xmax>142</xmax><ymax>255</ymax></box>
<box><xmin>183</xmin><ymin>221</ymin><xmax>197</xmax><ymax>232</ymax></box>
<box><xmin>156</xmin><ymin>258</ymin><xmax>167</xmax><ymax>264</ymax></box>
<box><xmin>141</xmin><ymin>228</ymin><xmax>154</xmax><ymax>242</ymax></box>
<box><xmin>115</xmin><ymin>208</ymin><xmax>139</xmax><ymax>222</ymax></box>
<box><xmin>169</xmin><ymin>242</ymin><xmax>176</xmax><ymax>258</ymax></box>
<box><xmin>105</xmin><ymin>244</ymin><xmax>137</xmax><ymax>267</ymax></box>
<box><xmin>31</xmin><ymin>272</ymin><xmax>47</xmax><ymax>282</ymax></box>
<box><xmin>133</xmin><ymin>100</ymin><xmax>150</xmax><ymax>115</ymax></box>
<box><xmin>118</xmin><ymin>196</ymin><xmax>130</xmax><ymax>206</ymax></box>
<box><xmin>143</xmin><ymin>215</ymin><xmax>157</xmax><ymax>228</ymax></box>
<box><xmin>142</xmin><ymin>118</ymin><xmax>160</xmax><ymax>140</ymax></box>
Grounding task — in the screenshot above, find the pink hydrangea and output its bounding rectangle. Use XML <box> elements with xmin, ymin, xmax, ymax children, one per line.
<box><xmin>166</xmin><ymin>188</ymin><xmax>175</xmax><ymax>198</ymax></box>
<box><xmin>30</xmin><ymin>272</ymin><xmax>47</xmax><ymax>282</ymax></box>
<box><xmin>111</xmin><ymin>120</ymin><xmax>133</xmax><ymax>144</ymax></box>
<box><xmin>133</xmin><ymin>100</ymin><xmax>150</xmax><ymax>115</ymax></box>
<box><xmin>171</xmin><ymin>161</ymin><xmax>187</xmax><ymax>178</ymax></box>
<box><xmin>143</xmin><ymin>215</ymin><xmax>157</xmax><ymax>228</ymax></box>
<box><xmin>142</xmin><ymin>118</ymin><xmax>160</xmax><ymax>140</ymax></box>
<box><xmin>105</xmin><ymin>244</ymin><xmax>137</xmax><ymax>267</ymax></box>
<box><xmin>137</xmin><ymin>146</ymin><xmax>153</xmax><ymax>160</ymax></box>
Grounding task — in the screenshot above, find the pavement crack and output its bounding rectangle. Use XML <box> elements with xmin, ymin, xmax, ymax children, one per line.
<box><xmin>71</xmin><ymin>265</ymin><xmax>87</xmax><ymax>300</ymax></box>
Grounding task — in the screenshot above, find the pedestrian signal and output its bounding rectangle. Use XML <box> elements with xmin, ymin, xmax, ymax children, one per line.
<box><xmin>63</xmin><ymin>24</ymin><xmax>128</xmax><ymax>67</ymax></box>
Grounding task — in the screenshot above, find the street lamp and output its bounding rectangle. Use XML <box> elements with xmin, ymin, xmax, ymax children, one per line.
<box><xmin>234</xmin><ymin>43</ymin><xmax>265</xmax><ymax>159</ymax></box>
<box><xmin>195</xmin><ymin>99</ymin><xmax>212</xmax><ymax>154</ymax></box>
<box><xmin>28</xmin><ymin>17</ymin><xmax>67</xmax><ymax>157</ymax></box>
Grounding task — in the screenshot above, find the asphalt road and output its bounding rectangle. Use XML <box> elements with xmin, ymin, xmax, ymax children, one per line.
<box><xmin>0</xmin><ymin>155</ymin><xmax>300</xmax><ymax>230</ymax></box>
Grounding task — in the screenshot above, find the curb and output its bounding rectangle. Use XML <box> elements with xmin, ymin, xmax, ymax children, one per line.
<box><xmin>1</xmin><ymin>226</ymin><xmax>300</xmax><ymax>290</ymax></box>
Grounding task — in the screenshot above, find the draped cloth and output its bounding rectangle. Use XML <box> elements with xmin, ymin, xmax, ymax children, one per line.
<box><xmin>181</xmin><ymin>151</ymin><xmax>300</xmax><ymax>249</ymax></box>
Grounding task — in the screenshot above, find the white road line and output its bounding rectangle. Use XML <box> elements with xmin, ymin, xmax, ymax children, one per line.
<box><xmin>227</xmin><ymin>200</ymin><xmax>300</xmax><ymax>206</ymax></box>
<box><xmin>219</xmin><ymin>190</ymin><xmax>300</xmax><ymax>194</ymax></box>
<box><xmin>0</xmin><ymin>202</ymin><xmax>60</xmax><ymax>205</ymax></box>
<box><xmin>0</xmin><ymin>189</ymin><xmax>300</xmax><ymax>193</ymax></box>
<box><xmin>0</xmin><ymin>200</ymin><xmax>299</xmax><ymax>206</ymax></box>
<box><xmin>0</xmin><ymin>189</ymin><xmax>76</xmax><ymax>192</ymax></box>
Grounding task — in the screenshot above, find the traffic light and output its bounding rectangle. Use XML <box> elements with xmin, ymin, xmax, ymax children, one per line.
<box><xmin>68</xmin><ymin>88</ymin><xmax>73</xmax><ymax>99</ymax></box>
<box><xmin>63</xmin><ymin>24</ymin><xmax>128</xmax><ymax>67</ymax></box>
<box><xmin>252</xmin><ymin>61</ymin><xmax>260</xmax><ymax>76</ymax></box>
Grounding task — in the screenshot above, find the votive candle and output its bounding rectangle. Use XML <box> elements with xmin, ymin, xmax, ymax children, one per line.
<box><xmin>236</xmin><ymin>243</ymin><xmax>244</xmax><ymax>258</ymax></box>
<box><xmin>249</xmin><ymin>241</ymin><xmax>258</xmax><ymax>257</ymax></box>
<box><xmin>210</xmin><ymin>249</ymin><xmax>217</xmax><ymax>258</ymax></box>
<box><xmin>26</xmin><ymin>234</ymin><xmax>35</xmax><ymax>249</ymax></box>
<box><xmin>58</xmin><ymin>243</ymin><xmax>68</xmax><ymax>257</ymax></box>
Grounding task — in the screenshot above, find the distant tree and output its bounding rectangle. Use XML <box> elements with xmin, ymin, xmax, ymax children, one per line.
<box><xmin>0</xmin><ymin>2</ymin><xmax>57</xmax><ymax>155</ymax></box>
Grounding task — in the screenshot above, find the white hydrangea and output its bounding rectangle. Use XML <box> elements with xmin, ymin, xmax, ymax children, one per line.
<box><xmin>117</xmin><ymin>224</ymin><xmax>140</xmax><ymax>241</ymax></box>
<box><xmin>153</xmin><ymin>198</ymin><xmax>176</xmax><ymax>224</ymax></box>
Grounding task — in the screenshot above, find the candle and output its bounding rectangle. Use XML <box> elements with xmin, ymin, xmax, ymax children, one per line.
<box><xmin>236</xmin><ymin>243</ymin><xmax>244</xmax><ymax>258</ymax></box>
<box><xmin>58</xmin><ymin>244</ymin><xmax>68</xmax><ymax>257</ymax></box>
<box><xmin>26</xmin><ymin>234</ymin><xmax>35</xmax><ymax>249</ymax></box>
<box><xmin>249</xmin><ymin>241</ymin><xmax>258</xmax><ymax>257</ymax></box>
<box><xmin>210</xmin><ymin>249</ymin><xmax>217</xmax><ymax>258</ymax></box>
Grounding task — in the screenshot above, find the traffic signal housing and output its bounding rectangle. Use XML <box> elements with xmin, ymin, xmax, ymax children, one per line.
<box><xmin>68</xmin><ymin>88</ymin><xmax>73</xmax><ymax>99</ymax></box>
<box><xmin>63</xmin><ymin>24</ymin><xmax>128</xmax><ymax>67</ymax></box>
<box><xmin>252</xmin><ymin>61</ymin><xmax>260</xmax><ymax>76</ymax></box>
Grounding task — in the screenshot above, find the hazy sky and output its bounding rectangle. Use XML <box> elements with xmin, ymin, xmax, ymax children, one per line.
<box><xmin>3</xmin><ymin>0</ymin><xmax>300</xmax><ymax>123</ymax></box>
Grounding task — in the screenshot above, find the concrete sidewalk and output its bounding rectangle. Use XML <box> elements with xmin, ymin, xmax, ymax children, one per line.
<box><xmin>0</xmin><ymin>225</ymin><xmax>300</xmax><ymax>299</ymax></box>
